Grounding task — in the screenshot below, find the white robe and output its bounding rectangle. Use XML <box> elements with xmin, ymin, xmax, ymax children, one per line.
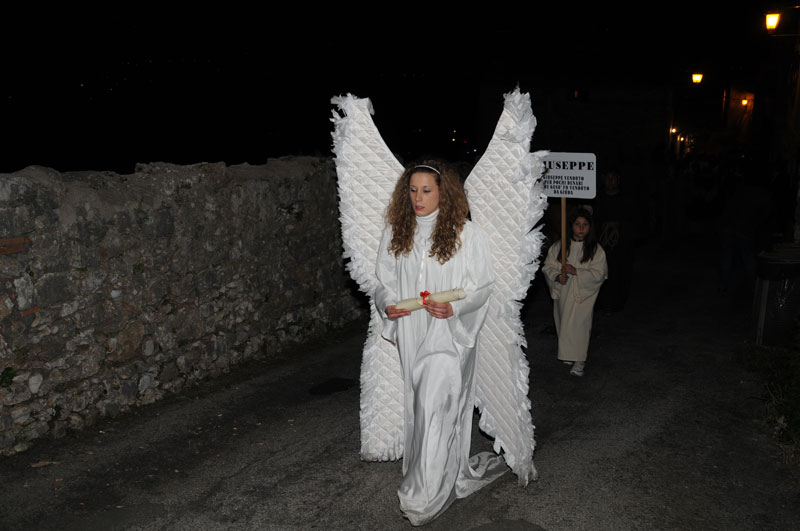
<box><xmin>542</xmin><ymin>240</ymin><xmax>608</xmax><ymax>362</ymax></box>
<box><xmin>375</xmin><ymin>210</ymin><xmax>507</xmax><ymax>526</ymax></box>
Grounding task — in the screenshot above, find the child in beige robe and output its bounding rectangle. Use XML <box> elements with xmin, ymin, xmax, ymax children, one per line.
<box><xmin>542</xmin><ymin>208</ymin><xmax>608</xmax><ymax>376</ymax></box>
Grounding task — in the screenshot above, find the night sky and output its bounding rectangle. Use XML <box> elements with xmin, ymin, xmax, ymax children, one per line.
<box><xmin>1</xmin><ymin>4</ymin><xmax>777</xmax><ymax>174</ymax></box>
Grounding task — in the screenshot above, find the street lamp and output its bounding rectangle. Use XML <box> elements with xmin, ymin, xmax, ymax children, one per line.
<box><xmin>692</xmin><ymin>73</ymin><xmax>703</xmax><ymax>84</ymax></box>
<box><xmin>765</xmin><ymin>6</ymin><xmax>800</xmax><ymax>37</ymax></box>
<box><xmin>766</xmin><ymin>12</ymin><xmax>781</xmax><ymax>32</ymax></box>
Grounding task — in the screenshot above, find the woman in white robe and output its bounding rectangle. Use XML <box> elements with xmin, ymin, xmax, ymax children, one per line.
<box><xmin>542</xmin><ymin>208</ymin><xmax>608</xmax><ymax>376</ymax></box>
<box><xmin>375</xmin><ymin>161</ymin><xmax>507</xmax><ymax>526</ymax></box>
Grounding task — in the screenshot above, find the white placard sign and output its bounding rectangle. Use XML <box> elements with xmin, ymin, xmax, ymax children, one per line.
<box><xmin>541</xmin><ymin>152</ymin><xmax>597</xmax><ymax>199</ymax></box>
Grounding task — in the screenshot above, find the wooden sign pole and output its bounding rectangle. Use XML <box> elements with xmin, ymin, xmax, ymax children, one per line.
<box><xmin>560</xmin><ymin>197</ymin><xmax>567</xmax><ymax>267</ymax></box>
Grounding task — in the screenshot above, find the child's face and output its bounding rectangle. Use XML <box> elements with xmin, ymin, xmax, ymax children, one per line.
<box><xmin>572</xmin><ymin>217</ymin><xmax>590</xmax><ymax>241</ymax></box>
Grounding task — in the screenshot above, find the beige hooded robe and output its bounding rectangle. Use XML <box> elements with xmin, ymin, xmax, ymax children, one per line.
<box><xmin>542</xmin><ymin>240</ymin><xmax>608</xmax><ymax>362</ymax></box>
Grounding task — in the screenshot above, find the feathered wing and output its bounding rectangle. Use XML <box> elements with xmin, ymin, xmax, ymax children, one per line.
<box><xmin>330</xmin><ymin>94</ymin><xmax>406</xmax><ymax>461</ymax></box>
<box><xmin>464</xmin><ymin>88</ymin><xmax>549</xmax><ymax>485</ymax></box>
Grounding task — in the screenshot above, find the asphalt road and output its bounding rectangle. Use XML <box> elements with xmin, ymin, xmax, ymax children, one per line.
<box><xmin>1</xmin><ymin>238</ymin><xmax>798</xmax><ymax>530</ymax></box>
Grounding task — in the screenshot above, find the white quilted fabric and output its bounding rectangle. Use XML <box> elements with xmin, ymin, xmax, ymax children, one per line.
<box><xmin>331</xmin><ymin>89</ymin><xmax>547</xmax><ymax>483</ymax></box>
<box><xmin>331</xmin><ymin>95</ymin><xmax>406</xmax><ymax>461</ymax></box>
<box><xmin>464</xmin><ymin>89</ymin><xmax>548</xmax><ymax>485</ymax></box>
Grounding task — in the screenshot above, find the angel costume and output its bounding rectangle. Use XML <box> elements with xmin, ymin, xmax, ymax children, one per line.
<box><xmin>331</xmin><ymin>88</ymin><xmax>548</xmax><ymax>526</ymax></box>
<box><xmin>542</xmin><ymin>241</ymin><xmax>608</xmax><ymax>362</ymax></box>
<box><xmin>375</xmin><ymin>213</ymin><xmax>506</xmax><ymax>525</ymax></box>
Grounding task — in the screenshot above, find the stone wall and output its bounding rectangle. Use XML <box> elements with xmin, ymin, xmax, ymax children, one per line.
<box><xmin>0</xmin><ymin>157</ymin><xmax>366</xmax><ymax>455</ymax></box>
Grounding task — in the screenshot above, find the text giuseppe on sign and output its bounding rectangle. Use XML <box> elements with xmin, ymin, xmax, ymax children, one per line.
<box><xmin>543</xmin><ymin>160</ymin><xmax>595</xmax><ymax>171</ymax></box>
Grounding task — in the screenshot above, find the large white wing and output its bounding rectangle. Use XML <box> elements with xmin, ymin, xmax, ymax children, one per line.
<box><xmin>464</xmin><ymin>88</ymin><xmax>548</xmax><ymax>485</ymax></box>
<box><xmin>330</xmin><ymin>95</ymin><xmax>406</xmax><ymax>461</ymax></box>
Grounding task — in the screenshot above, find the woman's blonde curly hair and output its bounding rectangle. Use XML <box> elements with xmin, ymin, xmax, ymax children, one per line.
<box><xmin>385</xmin><ymin>160</ymin><xmax>469</xmax><ymax>264</ymax></box>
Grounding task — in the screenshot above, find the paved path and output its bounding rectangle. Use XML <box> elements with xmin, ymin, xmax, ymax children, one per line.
<box><xmin>1</xmin><ymin>238</ymin><xmax>798</xmax><ymax>530</ymax></box>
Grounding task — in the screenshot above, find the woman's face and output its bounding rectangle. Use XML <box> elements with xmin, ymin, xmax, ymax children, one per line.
<box><xmin>572</xmin><ymin>216</ymin><xmax>590</xmax><ymax>241</ymax></box>
<box><xmin>409</xmin><ymin>171</ymin><xmax>440</xmax><ymax>216</ymax></box>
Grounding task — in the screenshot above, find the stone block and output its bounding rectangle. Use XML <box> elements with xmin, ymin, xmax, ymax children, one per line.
<box><xmin>28</xmin><ymin>373</ymin><xmax>43</xmax><ymax>394</ymax></box>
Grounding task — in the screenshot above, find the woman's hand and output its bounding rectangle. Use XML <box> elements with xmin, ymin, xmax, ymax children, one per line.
<box><xmin>385</xmin><ymin>305</ymin><xmax>411</xmax><ymax>320</ymax></box>
<box><xmin>556</xmin><ymin>273</ymin><xmax>568</xmax><ymax>285</ymax></box>
<box><xmin>425</xmin><ymin>300</ymin><xmax>454</xmax><ymax>319</ymax></box>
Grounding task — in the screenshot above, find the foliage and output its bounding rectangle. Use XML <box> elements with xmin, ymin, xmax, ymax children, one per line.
<box><xmin>736</xmin><ymin>324</ymin><xmax>800</xmax><ymax>463</ymax></box>
<box><xmin>765</xmin><ymin>347</ymin><xmax>800</xmax><ymax>461</ymax></box>
<box><xmin>0</xmin><ymin>367</ymin><xmax>15</xmax><ymax>387</ymax></box>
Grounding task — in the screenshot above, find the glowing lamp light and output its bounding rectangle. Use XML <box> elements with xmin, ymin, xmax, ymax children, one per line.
<box><xmin>766</xmin><ymin>13</ymin><xmax>780</xmax><ymax>31</ymax></box>
<box><xmin>741</xmin><ymin>99</ymin><xmax>749</xmax><ymax>106</ymax></box>
<box><xmin>670</xmin><ymin>127</ymin><xmax>677</xmax><ymax>134</ymax></box>
<box><xmin>692</xmin><ymin>73</ymin><xmax>703</xmax><ymax>84</ymax></box>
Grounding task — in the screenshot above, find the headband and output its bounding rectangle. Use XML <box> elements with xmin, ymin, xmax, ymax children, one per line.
<box><xmin>413</xmin><ymin>164</ymin><xmax>441</xmax><ymax>175</ymax></box>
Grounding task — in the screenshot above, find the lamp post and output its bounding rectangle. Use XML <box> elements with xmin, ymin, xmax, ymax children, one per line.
<box><xmin>764</xmin><ymin>5</ymin><xmax>800</xmax><ymax>243</ymax></box>
<box><xmin>762</xmin><ymin>6</ymin><xmax>800</xmax><ymax>241</ymax></box>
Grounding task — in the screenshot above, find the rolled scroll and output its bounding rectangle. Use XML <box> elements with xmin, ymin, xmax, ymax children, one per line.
<box><xmin>395</xmin><ymin>288</ymin><xmax>466</xmax><ymax>312</ymax></box>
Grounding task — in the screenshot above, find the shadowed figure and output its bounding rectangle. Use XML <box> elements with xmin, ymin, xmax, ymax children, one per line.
<box><xmin>715</xmin><ymin>166</ymin><xmax>771</xmax><ymax>296</ymax></box>
<box><xmin>594</xmin><ymin>170</ymin><xmax>635</xmax><ymax>313</ymax></box>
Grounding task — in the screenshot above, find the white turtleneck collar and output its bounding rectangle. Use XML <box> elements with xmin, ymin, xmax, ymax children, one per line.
<box><xmin>416</xmin><ymin>209</ymin><xmax>439</xmax><ymax>226</ymax></box>
<box><xmin>415</xmin><ymin>209</ymin><xmax>439</xmax><ymax>239</ymax></box>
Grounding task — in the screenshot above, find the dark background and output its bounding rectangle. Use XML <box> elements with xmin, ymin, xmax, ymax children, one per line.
<box><xmin>1</xmin><ymin>4</ymin><xmax>784</xmax><ymax>174</ymax></box>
